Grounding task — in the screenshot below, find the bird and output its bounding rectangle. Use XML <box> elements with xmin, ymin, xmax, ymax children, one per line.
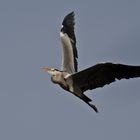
<box><xmin>42</xmin><ymin>11</ymin><xmax>140</xmax><ymax>112</ymax></box>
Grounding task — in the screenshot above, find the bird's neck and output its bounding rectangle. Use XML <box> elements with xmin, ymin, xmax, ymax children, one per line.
<box><xmin>51</xmin><ymin>72</ymin><xmax>69</xmax><ymax>90</ymax></box>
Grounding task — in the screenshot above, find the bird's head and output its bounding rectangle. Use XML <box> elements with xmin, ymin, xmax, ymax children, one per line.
<box><xmin>41</xmin><ymin>67</ymin><xmax>60</xmax><ymax>76</ymax></box>
<box><xmin>41</xmin><ymin>67</ymin><xmax>62</xmax><ymax>84</ymax></box>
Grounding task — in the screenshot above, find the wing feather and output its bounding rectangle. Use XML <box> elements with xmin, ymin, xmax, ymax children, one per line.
<box><xmin>60</xmin><ymin>12</ymin><xmax>78</xmax><ymax>74</ymax></box>
<box><xmin>67</xmin><ymin>63</ymin><xmax>140</xmax><ymax>92</ymax></box>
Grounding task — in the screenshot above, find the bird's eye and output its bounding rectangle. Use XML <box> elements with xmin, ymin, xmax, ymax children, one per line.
<box><xmin>51</xmin><ymin>68</ymin><xmax>55</xmax><ymax>71</ymax></box>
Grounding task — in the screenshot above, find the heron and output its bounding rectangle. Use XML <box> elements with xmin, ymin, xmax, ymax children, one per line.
<box><xmin>42</xmin><ymin>12</ymin><xmax>140</xmax><ymax>112</ymax></box>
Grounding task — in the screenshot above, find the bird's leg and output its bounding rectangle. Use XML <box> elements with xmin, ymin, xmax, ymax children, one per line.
<box><xmin>73</xmin><ymin>91</ymin><xmax>99</xmax><ymax>113</ymax></box>
<box><xmin>87</xmin><ymin>102</ymin><xmax>98</xmax><ymax>113</ymax></box>
<box><xmin>81</xmin><ymin>96</ymin><xmax>99</xmax><ymax>113</ymax></box>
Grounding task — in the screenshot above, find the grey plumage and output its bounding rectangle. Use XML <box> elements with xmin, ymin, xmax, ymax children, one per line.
<box><xmin>60</xmin><ymin>12</ymin><xmax>78</xmax><ymax>73</ymax></box>
<box><xmin>42</xmin><ymin>12</ymin><xmax>140</xmax><ymax>112</ymax></box>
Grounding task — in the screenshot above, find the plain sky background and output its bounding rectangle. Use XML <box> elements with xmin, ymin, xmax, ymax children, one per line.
<box><xmin>0</xmin><ymin>0</ymin><xmax>140</xmax><ymax>139</ymax></box>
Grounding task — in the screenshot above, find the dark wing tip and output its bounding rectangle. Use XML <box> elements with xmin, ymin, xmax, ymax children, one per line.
<box><xmin>61</xmin><ymin>11</ymin><xmax>75</xmax><ymax>41</ymax></box>
<box><xmin>62</xmin><ymin>11</ymin><xmax>75</xmax><ymax>28</ymax></box>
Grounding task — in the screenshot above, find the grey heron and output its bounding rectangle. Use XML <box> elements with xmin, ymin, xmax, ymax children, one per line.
<box><xmin>42</xmin><ymin>12</ymin><xmax>140</xmax><ymax>112</ymax></box>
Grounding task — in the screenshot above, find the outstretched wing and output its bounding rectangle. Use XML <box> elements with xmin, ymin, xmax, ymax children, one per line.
<box><xmin>60</xmin><ymin>11</ymin><xmax>78</xmax><ymax>74</ymax></box>
<box><xmin>67</xmin><ymin>62</ymin><xmax>140</xmax><ymax>92</ymax></box>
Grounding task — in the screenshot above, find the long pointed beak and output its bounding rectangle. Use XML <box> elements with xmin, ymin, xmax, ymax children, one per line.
<box><xmin>41</xmin><ymin>67</ymin><xmax>51</xmax><ymax>72</ymax></box>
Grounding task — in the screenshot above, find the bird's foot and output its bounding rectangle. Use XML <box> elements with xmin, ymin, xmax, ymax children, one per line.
<box><xmin>88</xmin><ymin>103</ymin><xmax>99</xmax><ymax>113</ymax></box>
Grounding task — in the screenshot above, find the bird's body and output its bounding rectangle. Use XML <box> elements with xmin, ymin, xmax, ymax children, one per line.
<box><xmin>42</xmin><ymin>12</ymin><xmax>140</xmax><ymax>112</ymax></box>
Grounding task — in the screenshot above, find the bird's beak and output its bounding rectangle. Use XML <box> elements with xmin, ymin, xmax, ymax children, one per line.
<box><xmin>41</xmin><ymin>67</ymin><xmax>51</xmax><ymax>72</ymax></box>
<box><xmin>41</xmin><ymin>67</ymin><xmax>54</xmax><ymax>75</ymax></box>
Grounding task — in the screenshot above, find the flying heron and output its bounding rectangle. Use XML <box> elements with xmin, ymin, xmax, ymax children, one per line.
<box><xmin>42</xmin><ymin>12</ymin><xmax>140</xmax><ymax>112</ymax></box>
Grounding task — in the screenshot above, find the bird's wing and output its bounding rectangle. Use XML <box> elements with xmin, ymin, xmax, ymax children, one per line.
<box><xmin>60</xmin><ymin>12</ymin><xmax>78</xmax><ymax>74</ymax></box>
<box><xmin>67</xmin><ymin>62</ymin><xmax>140</xmax><ymax>92</ymax></box>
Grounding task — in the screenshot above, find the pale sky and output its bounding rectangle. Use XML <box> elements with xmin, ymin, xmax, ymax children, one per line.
<box><xmin>0</xmin><ymin>0</ymin><xmax>140</xmax><ymax>139</ymax></box>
